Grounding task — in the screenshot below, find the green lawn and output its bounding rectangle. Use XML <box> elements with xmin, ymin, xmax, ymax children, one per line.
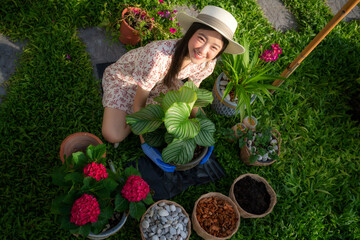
<box><xmin>1</xmin><ymin>0</ymin><xmax>359</xmax><ymax>239</ymax></box>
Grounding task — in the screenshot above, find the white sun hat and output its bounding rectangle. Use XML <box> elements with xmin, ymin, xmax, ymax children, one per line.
<box><xmin>177</xmin><ymin>5</ymin><xmax>245</xmax><ymax>55</ymax></box>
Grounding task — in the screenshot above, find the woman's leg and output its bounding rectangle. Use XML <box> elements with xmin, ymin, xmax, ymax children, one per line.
<box><xmin>102</xmin><ymin>107</ymin><xmax>131</xmax><ymax>144</ymax></box>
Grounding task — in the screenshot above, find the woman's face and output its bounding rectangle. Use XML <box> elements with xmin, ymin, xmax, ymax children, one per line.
<box><xmin>187</xmin><ymin>29</ymin><xmax>224</xmax><ymax>65</ymax></box>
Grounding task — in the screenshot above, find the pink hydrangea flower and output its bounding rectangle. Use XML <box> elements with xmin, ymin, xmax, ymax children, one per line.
<box><xmin>169</xmin><ymin>28</ymin><xmax>177</xmax><ymax>33</ymax></box>
<box><xmin>83</xmin><ymin>162</ymin><xmax>108</xmax><ymax>181</ymax></box>
<box><xmin>70</xmin><ymin>194</ymin><xmax>100</xmax><ymax>226</ymax></box>
<box><xmin>121</xmin><ymin>175</ymin><xmax>150</xmax><ymax>202</ymax></box>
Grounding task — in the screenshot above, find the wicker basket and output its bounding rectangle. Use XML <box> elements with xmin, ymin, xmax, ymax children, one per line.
<box><xmin>140</xmin><ymin>200</ymin><xmax>191</xmax><ymax>240</ymax></box>
<box><xmin>229</xmin><ymin>173</ymin><xmax>277</xmax><ymax>218</ymax></box>
<box><xmin>240</xmin><ymin>129</ymin><xmax>281</xmax><ymax>166</ymax></box>
<box><xmin>192</xmin><ymin>192</ymin><xmax>240</xmax><ymax>240</ymax></box>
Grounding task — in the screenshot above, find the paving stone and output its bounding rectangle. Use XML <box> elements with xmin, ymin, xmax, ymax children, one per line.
<box><xmin>256</xmin><ymin>0</ymin><xmax>298</xmax><ymax>32</ymax></box>
<box><xmin>0</xmin><ymin>34</ymin><xmax>27</xmax><ymax>102</ymax></box>
<box><xmin>77</xmin><ymin>27</ymin><xmax>127</xmax><ymax>79</ymax></box>
<box><xmin>326</xmin><ymin>0</ymin><xmax>360</xmax><ymax>22</ymax></box>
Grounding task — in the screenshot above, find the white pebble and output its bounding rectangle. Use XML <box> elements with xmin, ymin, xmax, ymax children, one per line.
<box><xmin>142</xmin><ymin>220</ymin><xmax>149</xmax><ymax>229</ymax></box>
<box><xmin>159</xmin><ymin>209</ymin><xmax>169</xmax><ymax>217</ymax></box>
<box><xmin>170</xmin><ymin>204</ymin><xmax>176</xmax><ymax>212</ymax></box>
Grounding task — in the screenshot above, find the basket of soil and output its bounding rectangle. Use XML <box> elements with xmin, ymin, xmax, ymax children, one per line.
<box><xmin>140</xmin><ymin>200</ymin><xmax>191</xmax><ymax>240</ymax></box>
<box><xmin>229</xmin><ymin>173</ymin><xmax>277</xmax><ymax>218</ymax></box>
<box><xmin>192</xmin><ymin>192</ymin><xmax>240</xmax><ymax>240</ymax></box>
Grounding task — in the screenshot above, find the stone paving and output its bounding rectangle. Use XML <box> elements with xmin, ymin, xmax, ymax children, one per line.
<box><xmin>1</xmin><ymin>1</ymin><xmax>359</xmax><ymax>101</ymax></box>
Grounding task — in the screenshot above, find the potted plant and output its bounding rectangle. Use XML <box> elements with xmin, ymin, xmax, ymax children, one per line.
<box><xmin>237</xmin><ymin>127</ymin><xmax>281</xmax><ymax>166</ymax></box>
<box><xmin>125</xmin><ymin>81</ymin><xmax>215</xmax><ymax>170</ymax></box>
<box><xmin>118</xmin><ymin>6</ymin><xmax>154</xmax><ymax>46</ymax></box>
<box><xmin>192</xmin><ymin>192</ymin><xmax>240</xmax><ymax>239</ymax></box>
<box><xmin>211</xmin><ymin>36</ymin><xmax>286</xmax><ymax>120</ymax></box>
<box><xmin>51</xmin><ymin>144</ymin><xmax>154</xmax><ymax>238</ymax></box>
<box><xmin>59</xmin><ymin>132</ymin><xmax>105</xmax><ymax>164</ymax></box>
<box><xmin>229</xmin><ymin>173</ymin><xmax>277</xmax><ymax>218</ymax></box>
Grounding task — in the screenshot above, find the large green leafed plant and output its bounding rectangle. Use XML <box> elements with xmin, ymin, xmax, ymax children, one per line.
<box><xmin>220</xmin><ymin>36</ymin><xmax>287</xmax><ymax>121</ymax></box>
<box><xmin>126</xmin><ymin>81</ymin><xmax>215</xmax><ymax>164</ymax></box>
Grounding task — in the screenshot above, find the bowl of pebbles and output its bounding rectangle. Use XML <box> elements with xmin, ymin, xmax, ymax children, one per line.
<box><xmin>140</xmin><ymin>200</ymin><xmax>191</xmax><ymax>240</ymax></box>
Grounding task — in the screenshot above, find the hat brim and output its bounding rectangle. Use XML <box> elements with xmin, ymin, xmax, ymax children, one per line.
<box><xmin>177</xmin><ymin>12</ymin><xmax>245</xmax><ymax>55</ymax></box>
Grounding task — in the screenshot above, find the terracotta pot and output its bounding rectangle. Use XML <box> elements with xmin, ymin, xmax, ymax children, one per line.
<box><xmin>240</xmin><ymin>129</ymin><xmax>281</xmax><ymax>166</ymax></box>
<box><xmin>119</xmin><ymin>7</ymin><xmax>153</xmax><ymax>46</ymax></box>
<box><xmin>192</xmin><ymin>192</ymin><xmax>240</xmax><ymax>240</ymax></box>
<box><xmin>140</xmin><ymin>200</ymin><xmax>191</xmax><ymax>240</ymax></box>
<box><xmin>59</xmin><ymin>132</ymin><xmax>105</xmax><ymax>163</ymax></box>
<box><xmin>229</xmin><ymin>173</ymin><xmax>277</xmax><ymax>218</ymax></box>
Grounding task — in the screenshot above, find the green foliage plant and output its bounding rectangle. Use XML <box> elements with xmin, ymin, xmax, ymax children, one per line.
<box><xmin>232</xmin><ymin>127</ymin><xmax>280</xmax><ymax>164</ymax></box>
<box><xmin>126</xmin><ymin>81</ymin><xmax>215</xmax><ymax>165</ymax></box>
<box><xmin>51</xmin><ymin>145</ymin><xmax>153</xmax><ymax>237</ymax></box>
<box><xmin>219</xmin><ymin>36</ymin><xmax>287</xmax><ymax>121</ymax></box>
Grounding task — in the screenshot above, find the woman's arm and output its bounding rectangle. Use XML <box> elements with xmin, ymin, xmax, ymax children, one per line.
<box><xmin>133</xmin><ymin>85</ymin><xmax>151</xmax><ymax>144</ymax></box>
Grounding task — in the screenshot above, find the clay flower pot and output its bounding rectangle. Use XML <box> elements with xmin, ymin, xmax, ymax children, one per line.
<box><xmin>119</xmin><ymin>7</ymin><xmax>153</xmax><ymax>46</ymax></box>
<box><xmin>140</xmin><ymin>200</ymin><xmax>191</xmax><ymax>240</ymax></box>
<box><xmin>229</xmin><ymin>173</ymin><xmax>277</xmax><ymax>218</ymax></box>
<box><xmin>59</xmin><ymin>132</ymin><xmax>105</xmax><ymax>163</ymax></box>
<box><xmin>192</xmin><ymin>192</ymin><xmax>240</xmax><ymax>240</ymax></box>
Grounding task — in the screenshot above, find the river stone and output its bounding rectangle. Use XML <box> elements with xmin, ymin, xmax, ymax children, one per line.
<box><xmin>142</xmin><ymin>220</ymin><xmax>150</xmax><ymax>229</ymax></box>
<box><xmin>180</xmin><ymin>231</ymin><xmax>188</xmax><ymax>239</ymax></box>
<box><xmin>170</xmin><ymin>204</ymin><xmax>176</xmax><ymax>212</ymax></box>
<box><xmin>159</xmin><ymin>209</ymin><xmax>169</xmax><ymax>217</ymax></box>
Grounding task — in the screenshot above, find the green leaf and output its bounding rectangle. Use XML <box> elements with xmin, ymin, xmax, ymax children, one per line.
<box><xmin>78</xmin><ymin>223</ymin><xmax>91</xmax><ymax>237</ymax></box>
<box><xmin>82</xmin><ymin>176</ymin><xmax>97</xmax><ymax>191</ymax></box>
<box><xmin>72</xmin><ymin>151</ymin><xmax>87</xmax><ymax>166</ymax></box>
<box><xmin>162</xmin><ymin>138</ymin><xmax>196</xmax><ymax>164</ymax></box>
<box><xmin>143</xmin><ymin>192</ymin><xmax>154</xmax><ymax>205</ymax></box>
<box><xmin>129</xmin><ymin>201</ymin><xmax>146</xmax><ymax>221</ymax></box>
<box><xmin>126</xmin><ymin>104</ymin><xmax>164</xmax><ymax>135</ymax></box>
<box><xmin>194</xmin><ymin>118</ymin><xmax>216</xmax><ymax>147</ymax></box>
<box><xmin>124</xmin><ymin>165</ymin><xmax>141</xmax><ymax>178</ymax></box>
<box><xmin>64</xmin><ymin>172</ymin><xmax>83</xmax><ymax>184</ymax></box>
<box><xmin>164</xmin><ymin>132</ymin><xmax>175</xmax><ymax>144</ymax></box>
<box><xmin>164</xmin><ymin>102</ymin><xmax>200</xmax><ymax>139</ymax></box>
<box><xmin>162</xmin><ymin>86</ymin><xmax>197</xmax><ymax>112</ymax></box>
<box><xmin>85</xmin><ymin>145</ymin><xmax>95</xmax><ymax>160</ymax></box>
<box><xmin>51</xmin><ymin>166</ymin><xmax>69</xmax><ymax>187</ymax></box>
<box><xmin>102</xmin><ymin>178</ymin><xmax>118</xmax><ymax>193</ymax></box>
<box><xmin>63</xmin><ymin>187</ymin><xmax>79</xmax><ymax>205</ymax></box>
<box><xmin>99</xmin><ymin>205</ymin><xmax>114</xmax><ymax>220</ymax></box>
<box><xmin>183</xmin><ymin>81</ymin><xmax>213</xmax><ymax>107</ymax></box>
<box><xmin>115</xmin><ymin>193</ymin><xmax>129</xmax><ymax>212</ymax></box>
<box><xmin>249</xmin><ymin>155</ymin><xmax>258</xmax><ymax>163</ymax></box>
<box><xmin>91</xmin><ymin>217</ymin><xmax>108</xmax><ymax>235</ymax></box>
<box><xmin>143</xmin><ymin>128</ymin><xmax>166</xmax><ymax>147</ymax></box>
<box><xmin>91</xmin><ymin>144</ymin><xmax>106</xmax><ymax>161</ymax></box>
<box><xmin>51</xmin><ymin>195</ymin><xmax>66</xmax><ymax>215</ymax></box>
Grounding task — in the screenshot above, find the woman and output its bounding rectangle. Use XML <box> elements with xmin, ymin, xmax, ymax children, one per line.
<box><xmin>102</xmin><ymin>5</ymin><xmax>245</xmax><ymax>147</ymax></box>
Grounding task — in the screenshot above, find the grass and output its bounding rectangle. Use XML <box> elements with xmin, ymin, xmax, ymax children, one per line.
<box><xmin>1</xmin><ymin>0</ymin><xmax>359</xmax><ymax>239</ymax></box>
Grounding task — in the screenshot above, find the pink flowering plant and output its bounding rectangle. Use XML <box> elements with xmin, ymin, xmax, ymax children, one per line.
<box><xmin>51</xmin><ymin>144</ymin><xmax>153</xmax><ymax>236</ymax></box>
<box><xmin>219</xmin><ymin>36</ymin><xmax>287</xmax><ymax>121</ymax></box>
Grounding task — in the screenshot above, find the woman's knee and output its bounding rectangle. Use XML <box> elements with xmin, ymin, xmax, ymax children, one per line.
<box><xmin>102</xmin><ymin>125</ymin><xmax>129</xmax><ymax>143</ymax></box>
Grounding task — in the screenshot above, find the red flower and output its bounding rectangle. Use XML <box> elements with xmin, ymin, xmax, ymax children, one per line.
<box><xmin>159</xmin><ymin>0</ymin><xmax>164</xmax><ymax>3</ymax></box>
<box><xmin>169</xmin><ymin>28</ymin><xmax>177</xmax><ymax>33</ymax></box>
<box><xmin>83</xmin><ymin>162</ymin><xmax>108</xmax><ymax>181</ymax></box>
<box><xmin>121</xmin><ymin>175</ymin><xmax>149</xmax><ymax>202</ymax></box>
<box><xmin>70</xmin><ymin>194</ymin><xmax>100</xmax><ymax>226</ymax></box>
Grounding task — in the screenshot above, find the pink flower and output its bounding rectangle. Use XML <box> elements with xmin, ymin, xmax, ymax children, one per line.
<box><xmin>271</xmin><ymin>43</ymin><xmax>282</xmax><ymax>55</ymax></box>
<box><xmin>176</xmin><ymin>23</ymin><xmax>180</xmax><ymax>27</ymax></box>
<box><xmin>159</xmin><ymin>0</ymin><xmax>164</xmax><ymax>3</ymax></box>
<box><xmin>260</xmin><ymin>49</ymin><xmax>279</xmax><ymax>62</ymax></box>
<box><xmin>132</xmin><ymin>9</ymin><xmax>140</xmax><ymax>14</ymax></box>
<box><xmin>157</xmin><ymin>11</ymin><xmax>165</xmax><ymax>17</ymax></box>
<box><xmin>65</xmin><ymin>54</ymin><xmax>71</xmax><ymax>60</ymax></box>
<box><xmin>70</xmin><ymin>194</ymin><xmax>100</xmax><ymax>226</ymax></box>
<box><xmin>83</xmin><ymin>162</ymin><xmax>108</xmax><ymax>181</ymax></box>
<box><xmin>172</xmin><ymin>10</ymin><xmax>178</xmax><ymax>14</ymax></box>
<box><xmin>121</xmin><ymin>175</ymin><xmax>150</xmax><ymax>202</ymax></box>
<box><xmin>169</xmin><ymin>28</ymin><xmax>177</xmax><ymax>33</ymax></box>
<box><xmin>169</xmin><ymin>17</ymin><xmax>176</xmax><ymax>21</ymax></box>
<box><xmin>165</xmin><ymin>10</ymin><xmax>171</xmax><ymax>18</ymax></box>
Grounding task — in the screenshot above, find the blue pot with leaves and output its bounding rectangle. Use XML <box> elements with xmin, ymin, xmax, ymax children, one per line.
<box><xmin>126</xmin><ymin>81</ymin><xmax>216</xmax><ymax>172</ymax></box>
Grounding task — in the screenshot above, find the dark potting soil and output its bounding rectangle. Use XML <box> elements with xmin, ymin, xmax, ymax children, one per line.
<box><xmin>233</xmin><ymin>176</ymin><xmax>270</xmax><ymax>215</ymax></box>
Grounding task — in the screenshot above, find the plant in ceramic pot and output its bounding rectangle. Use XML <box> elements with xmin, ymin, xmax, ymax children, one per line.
<box><xmin>237</xmin><ymin>127</ymin><xmax>281</xmax><ymax>166</ymax></box>
<box><xmin>212</xmin><ymin>36</ymin><xmax>286</xmax><ymax>119</ymax></box>
<box><xmin>51</xmin><ymin>144</ymin><xmax>153</xmax><ymax>238</ymax></box>
<box><xmin>126</xmin><ymin>81</ymin><xmax>215</xmax><ymax>168</ymax></box>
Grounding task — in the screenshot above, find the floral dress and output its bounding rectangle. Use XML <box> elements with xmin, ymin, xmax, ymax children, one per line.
<box><xmin>102</xmin><ymin>39</ymin><xmax>216</xmax><ymax>114</ymax></box>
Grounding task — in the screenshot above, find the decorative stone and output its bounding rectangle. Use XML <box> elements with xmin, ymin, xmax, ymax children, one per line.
<box><xmin>159</xmin><ymin>209</ymin><xmax>169</xmax><ymax>217</ymax></box>
<box><xmin>170</xmin><ymin>204</ymin><xmax>176</xmax><ymax>212</ymax></box>
<box><xmin>152</xmin><ymin>236</ymin><xmax>159</xmax><ymax>240</ymax></box>
<box><xmin>142</xmin><ymin>220</ymin><xmax>150</xmax><ymax>229</ymax></box>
